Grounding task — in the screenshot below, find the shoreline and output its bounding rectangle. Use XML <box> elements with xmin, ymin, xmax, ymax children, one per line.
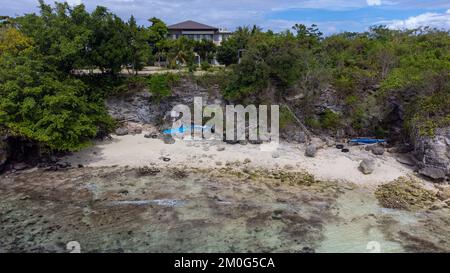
<box><xmin>62</xmin><ymin>133</ymin><xmax>417</xmax><ymax>188</ymax></box>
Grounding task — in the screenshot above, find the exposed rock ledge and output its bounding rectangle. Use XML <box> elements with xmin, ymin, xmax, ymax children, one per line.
<box><xmin>0</xmin><ymin>136</ymin><xmax>8</xmax><ymax>170</ymax></box>
<box><xmin>413</xmin><ymin>127</ymin><xmax>450</xmax><ymax>181</ymax></box>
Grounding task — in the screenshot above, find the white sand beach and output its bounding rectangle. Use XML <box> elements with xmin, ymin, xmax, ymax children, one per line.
<box><xmin>63</xmin><ymin>133</ymin><xmax>416</xmax><ymax>187</ymax></box>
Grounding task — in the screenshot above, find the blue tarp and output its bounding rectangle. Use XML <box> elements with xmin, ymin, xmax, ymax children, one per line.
<box><xmin>349</xmin><ymin>138</ymin><xmax>386</xmax><ymax>144</ymax></box>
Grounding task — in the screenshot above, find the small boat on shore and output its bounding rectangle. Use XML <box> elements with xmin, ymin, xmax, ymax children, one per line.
<box><xmin>163</xmin><ymin>124</ymin><xmax>212</xmax><ymax>135</ymax></box>
<box><xmin>349</xmin><ymin>138</ymin><xmax>386</xmax><ymax>145</ymax></box>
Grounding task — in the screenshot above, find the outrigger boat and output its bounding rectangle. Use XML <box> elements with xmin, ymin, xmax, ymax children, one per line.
<box><xmin>163</xmin><ymin>124</ymin><xmax>212</xmax><ymax>135</ymax></box>
<box><xmin>349</xmin><ymin>138</ymin><xmax>386</xmax><ymax>145</ymax></box>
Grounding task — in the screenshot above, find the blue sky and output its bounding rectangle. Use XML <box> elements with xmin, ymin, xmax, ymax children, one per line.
<box><xmin>1</xmin><ymin>0</ymin><xmax>449</xmax><ymax>34</ymax></box>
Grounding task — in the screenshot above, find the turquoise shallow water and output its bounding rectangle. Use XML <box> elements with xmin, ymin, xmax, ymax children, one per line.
<box><xmin>318</xmin><ymin>188</ymin><xmax>405</xmax><ymax>253</ymax></box>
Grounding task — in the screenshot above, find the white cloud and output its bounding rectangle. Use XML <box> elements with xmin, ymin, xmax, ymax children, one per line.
<box><xmin>384</xmin><ymin>9</ymin><xmax>450</xmax><ymax>29</ymax></box>
<box><xmin>367</xmin><ymin>0</ymin><xmax>382</xmax><ymax>6</ymax></box>
<box><xmin>2</xmin><ymin>0</ymin><xmax>450</xmax><ymax>33</ymax></box>
<box><xmin>66</xmin><ymin>0</ymin><xmax>82</xmax><ymax>5</ymax></box>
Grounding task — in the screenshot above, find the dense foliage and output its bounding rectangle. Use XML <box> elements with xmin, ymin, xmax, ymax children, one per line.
<box><xmin>13</xmin><ymin>1</ymin><xmax>168</xmax><ymax>75</ymax></box>
<box><xmin>221</xmin><ymin>25</ymin><xmax>449</xmax><ymax>138</ymax></box>
<box><xmin>0</xmin><ymin>0</ymin><xmax>449</xmax><ymax>155</ymax></box>
<box><xmin>0</xmin><ymin>1</ymin><xmax>218</xmax><ymax>153</ymax></box>
<box><xmin>147</xmin><ymin>73</ymin><xmax>180</xmax><ymax>101</ymax></box>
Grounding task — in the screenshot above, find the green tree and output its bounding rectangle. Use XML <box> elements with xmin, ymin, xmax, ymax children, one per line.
<box><xmin>147</xmin><ymin>17</ymin><xmax>168</xmax><ymax>48</ymax></box>
<box><xmin>0</xmin><ymin>40</ymin><xmax>113</xmax><ymax>151</ymax></box>
<box><xmin>125</xmin><ymin>15</ymin><xmax>151</xmax><ymax>75</ymax></box>
<box><xmin>165</xmin><ymin>36</ymin><xmax>195</xmax><ymax>68</ymax></box>
<box><xmin>292</xmin><ymin>23</ymin><xmax>323</xmax><ymax>48</ymax></box>
<box><xmin>0</xmin><ymin>27</ymin><xmax>33</xmax><ymax>55</ymax></box>
<box><xmin>194</xmin><ymin>39</ymin><xmax>216</xmax><ymax>63</ymax></box>
<box><xmin>16</xmin><ymin>1</ymin><xmax>92</xmax><ymax>73</ymax></box>
<box><xmin>216</xmin><ymin>26</ymin><xmax>255</xmax><ymax>66</ymax></box>
<box><xmin>87</xmin><ymin>6</ymin><xmax>128</xmax><ymax>75</ymax></box>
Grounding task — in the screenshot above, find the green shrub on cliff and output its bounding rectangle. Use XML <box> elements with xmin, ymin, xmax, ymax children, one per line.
<box><xmin>406</xmin><ymin>92</ymin><xmax>450</xmax><ymax>137</ymax></box>
<box><xmin>221</xmin><ymin>24</ymin><xmax>449</xmax><ymax>137</ymax></box>
<box><xmin>279</xmin><ymin>106</ymin><xmax>296</xmax><ymax>129</ymax></box>
<box><xmin>147</xmin><ymin>73</ymin><xmax>180</xmax><ymax>100</ymax></box>
<box><xmin>320</xmin><ymin>109</ymin><xmax>341</xmax><ymax>130</ymax></box>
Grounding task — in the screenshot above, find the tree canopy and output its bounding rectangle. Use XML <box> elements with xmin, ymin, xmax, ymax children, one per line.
<box><xmin>1</xmin><ymin>0</ymin><xmax>449</xmax><ymax>154</ymax></box>
<box><xmin>222</xmin><ymin>24</ymin><xmax>449</xmax><ymax>137</ymax></box>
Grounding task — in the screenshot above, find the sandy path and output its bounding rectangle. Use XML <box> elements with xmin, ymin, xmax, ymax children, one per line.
<box><xmin>62</xmin><ymin>133</ymin><xmax>415</xmax><ymax>187</ymax></box>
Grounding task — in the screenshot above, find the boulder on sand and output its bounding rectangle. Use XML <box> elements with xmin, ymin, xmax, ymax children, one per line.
<box><xmin>305</xmin><ymin>144</ymin><xmax>317</xmax><ymax>157</ymax></box>
<box><xmin>359</xmin><ymin>158</ymin><xmax>375</xmax><ymax>175</ymax></box>
<box><xmin>296</xmin><ymin>132</ymin><xmax>307</xmax><ymax>143</ymax></box>
<box><xmin>371</xmin><ymin>146</ymin><xmax>385</xmax><ymax>156</ymax></box>
<box><xmin>126</xmin><ymin>122</ymin><xmax>143</xmax><ymax>135</ymax></box>
<box><xmin>419</xmin><ymin>167</ymin><xmax>446</xmax><ymax>181</ymax></box>
<box><xmin>132</xmin><ymin>127</ymin><xmax>142</xmax><ymax>135</ymax></box>
<box><xmin>396</xmin><ymin>154</ymin><xmax>417</xmax><ymax>166</ymax></box>
<box><xmin>115</xmin><ymin>127</ymin><xmax>129</xmax><ymax>136</ymax></box>
<box><xmin>163</xmin><ymin>135</ymin><xmax>175</xmax><ymax>144</ymax></box>
<box><xmin>310</xmin><ymin>137</ymin><xmax>325</xmax><ymax>149</ymax></box>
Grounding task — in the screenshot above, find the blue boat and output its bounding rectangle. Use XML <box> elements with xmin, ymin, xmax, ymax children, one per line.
<box><xmin>349</xmin><ymin>138</ymin><xmax>386</xmax><ymax>144</ymax></box>
<box><xmin>163</xmin><ymin>124</ymin><xmax>212</xmax><ymax>135</ymax></box>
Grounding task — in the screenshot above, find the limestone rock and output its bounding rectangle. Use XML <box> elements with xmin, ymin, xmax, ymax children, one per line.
<box><xmin>437</xmin><ymin>187</ymin><xmax>450</xmax><ymax>201</ymax></box>
<box><xmin>0</xmin><ymin>137</ymin><xmax>8</xmax><ymax>168</ymax></box>
<box><xmin>419</xmin><ymin>167</ymin><xmax>446</xmax><ymax>181</ymax></box>
<box><xmin>296</xmin><ymin>131</ymin><xmax>307</xmax><ymax>143</ymax></box>
<box><xmin>396</xmin><ymin>154</ymin><xmax>417</xmax><ymax>167</ymax></box>
<box><xmin>305</xmin><ymin>144</ymin><xmax>317</xmax><ymax>157</ymax></box>
<box><xmin>371</xmin><ymin>146</ymin><xmax>385</xmax><ymax>156</ymax></box>
<box><xmin>13</xmin><ymin>162</ymin><xmax>28</xmax><ymax>171</ymax></box>
<box><xmin>359</xmin><ymin>158</ymin><xmax>375</xmax><ymax>175</ymax></box>
<box><xmin>412</xmin><ymin>126</ymin><xmax>450</xmax><ymax>180</ymax></box>
<box><xmin>115</xmin><ymin>127</ymin><xmax>129</xmax><ymax>136</ymax></box>
<box><xmin>163</xmin><ymin>135</ymin><xmax>175</xmax><ymax>144</ymax></box>
<box><xmin>310</xmin><ymin>137</ymin><xmax>325</xmax><ymax>149</ymax></box>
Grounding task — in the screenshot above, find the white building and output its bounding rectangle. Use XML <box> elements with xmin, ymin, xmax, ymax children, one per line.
<box><xmin>167</xmin><ymin>20</ymin><xmax>232</xmax><ymax>45</ymax></box>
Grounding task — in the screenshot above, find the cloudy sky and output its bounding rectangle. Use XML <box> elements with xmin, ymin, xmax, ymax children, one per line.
<box><xmin>1</xmin><ymin>0</ymin><xmax>449</xmax><ymax>34</ymax></box>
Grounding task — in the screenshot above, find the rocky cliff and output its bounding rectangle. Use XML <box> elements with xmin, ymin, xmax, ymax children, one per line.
<box><xmin>413</xmin><ymin>127</ymin><xmax>450</xmax><ymax>181</ymax></box>
<box><xmin>0</xmin><ymin>136</ymin><xmax>8</xmax><ymax>170</ymax></box>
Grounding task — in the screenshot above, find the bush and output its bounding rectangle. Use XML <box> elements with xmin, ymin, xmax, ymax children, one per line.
<box><xmin>305</xmin><ymin>117</ymin><xmax>321</xmax><ymax>130</ymax></box>
<box><xmin>350</xmin><ymin>106</ymin><xmax>366</xmax><ymax>130</ymax></box>
<box><xmin>147</xmin><ymin>73</ymin><xmax>180</xmax><ymax>100</ymax></box>
<box><xmin>194</xmin><ymin>70</ymin><xmax>229</xmax><ymax>90</ymax></box>
<box><xmin>320</xmin><ymin>109</ymin><xmax>341</xmax><ymax>129</ymax></box>
<box><xmin>188</xmin><ymin>64</ymin><xmax>197</xmax><ymax>72</ymax></box>
<box><xmin>406</xmin><ymin>92</ymin><xmax>450</xmax><ymax>137</ymax></box>
<box><xmin>201</xmin><ymin>61</ymin><xmax>211</xmax><ymax>71</ymax></box>
<box><xmin>279</xmin><ymin>106</ymin><xmax>295</xmax><ymax>129</ymax></box>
